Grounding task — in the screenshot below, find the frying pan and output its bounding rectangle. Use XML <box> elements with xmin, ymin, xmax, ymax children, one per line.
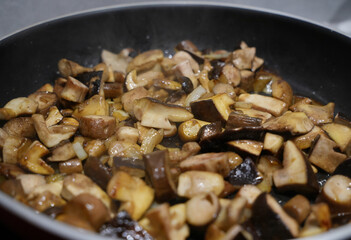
<box><xmin>0</xmin><ymin>2</ymin><xmax>350</xmax><ymax>239</ymax></box>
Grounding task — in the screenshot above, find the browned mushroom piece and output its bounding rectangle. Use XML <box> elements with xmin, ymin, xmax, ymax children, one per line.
<box><xmin>120</xmin><ymin>86</ymin><xmax>148</xmax><ymax>116</ymax></box>
<box><xmin>60</xmin><ymin>193</ymin><xmax>110</xmax><ymax>231</ymax></box>
<box><xmin>322</xmin><ymin>123</ymin><xmax>351</xmax><ymax>156</ymax></box>
<box><xmin>235</xmin><ymin>107</ymin><xmax>273</xmax><ymax>123</ymax></box>
<box><xmin>178</xmin><ymin>118</ymin><xmax>210</xmax><ymax>142</ymax></box>
<box><xmin>60</xmin><ymin>76</ymin><xmax>89</xmax><ymax>103</ymax></box>
<box><xmin>16</xmin><ymin>173</ymin><xmax>46</xmax><ymax>195</ymax></box>
<box><xmin>256</xmin><ymin>155</ymin><xmax>282</xmax><ymax>192</ymax></box>
<box><xmin>239</xmin><ymin>70</ymin><xmax>255</xmax><ymax>92</ymax></box>
<box><xmin>334</xmin><ymin>112</ymin><xmax>351</xmax><ymax>128</ymax></box>
<box><xmin>0</xmin><ymin>162</ymin><xmax>25</xmax><ymax>179</ymax></box>
<box><xmin>271</xmin><ymin>79</ymin><xmax>293</xmax><ymax>107</ymax></box>
<box><xmin>133</xmin><ymin>97</ymin><xmax>193</xmax><ymax>129</ymax></box>
<box><xmin>173</xmin><ymin>51</ymin><xmax>200</xmax><ymax>73</ymax></box>
<box><xmin>309</xmin><ymin>135</ymin><xmax>347</xmax><ymax>173</ymax></box>
<box><xmin>28</xmin><ymin>91</ymin><xmax>58</xmax><ymax>115</ymax></box>
<box><xmin>18</xmin><ymin>140</ymin><xmax>54</xmax><ymax>175</ymax></box>
<box><xmin>180</xmin><ymin>152</ymin><xmax>242</xmax><ymax>177</ymax></box>
<box><xmin>101</xmin><ymin>48</ymin><xmax>133</xmax><ymax>74</ymax></box>
<box><xmin>47</xmin><ymin>142</ymin><xmax>76</xmax><ymax>162</ymax></box>
<box><xmin>127</xmin><ymin>49</ymin><xmax>164</xmax><ymax>73</ymax></box>
<box><xmin>0</xmin><ymin>97</ymin><xmax>38</xmax><ymax>120</ymax></box>
<box><xmin>226</xmin><ymin>111</ymin><xmax>262</xmax><ymax>129</ymax></box>
<box><xmin>58</xmin><ymin>58</ymin><xmax>91</xmax><ymax>77</ymax></box>
<box><xmin>186</xmin><ymin>192</ymin><xmax>220</xmax><ymax>226</ymax></box>
<box><xmin>72</xmin><ymin>95</ymin><xmax>109</xmax><ymax>119</ymax></box>
<box><xmin>103</xmin><ymin>82</ymin><xmax>123</xmax><ymax>98</ymax></box>
<box><xmin>1</xmin><ymin>117</ymin><xmax>35</xmax><ymax>139</ymax></box>
<box><xmin>144</xmin><ymin>150</ymin><xmax>177</xmax><ymax>202</ymax></box>
<box><xmin>227</xmin><ymin>140</ymin><xmax>263</xmax><ymax>157</ymax></box>
<box><xmin>226</xmin><ymin>157</ymin><xmax>263</xmax><ymax>187</ymax></box>
<box><xmin>175</xmin><ymin>40</ymin><xmax>199</xmax><ymax>53</ymax></box>
<box><xmin>238</xmin><ymin>93</ymin><xmax>287</xmax><ymax>117</ymax></box>
<box><xmin>251</xmin><ymin>193</ymin><xmax>299</xmax><ymax>239</ymax></box>
<box><xmin>0</xmin><ymin>178</ymin><xmax>26</xmax><ymax>201</ymax></box>
<box><xmin>79</xmin><ymin>115</ymin><xmax>116</xmax><ymax>139</ymax></box>
<box><xmin>300</xmin><ymin>203</ymin><xmax>332</xmax><ymax>237</ymax></box>
<box><xmin>173</xmin><ymin>60</ymin><xmax>198</xmax><ymax>88</ymax></box>
<box><xmin>113</xmin><ymin>156</ymin><xmax>145</xmax><ymax>178</ymax></box>
<box><xmin>27</xmin><ymin>190</ymin><xmax>66</xmax><ymax>212</ymax></box>
<box><xmin>32</xmin><ymin>114</ymin><xmax>78</xmax><ymax>148</ymax></box>
<box><xmin>107</xmin><ymin>171</ymin><xmax>154</xmax><ymax>220</ymax></box>
<box><xmin>220</xmin><ymin>64</ymin><xmax>241</xmax><ymax>87</ymax></box>
<box><xmin>317</xmin><ymin>175</ymin><xmax>351</xmax><ymax>215</ymax></box>
<box><xmin>2</xmin><ymin>136</ymin><xmax>31</xmax><ymax>164</ymax></box>
<box><xmin>291</xmin><ymin>102</ymin><xmax>334</xmax><ymax>125</ymax></box>
<box><xmin>292</xmin><ymin>125</ymin><xmax>327</xmax><ymax>149</ymax></box>
<box><xmin>263</xmin><ymin>132</ymin><xmax>284</xmax><ymax>155</ymax></box>
<box><xmin>283</xmin><ymin>194</ymin><xmax>311</xmax><ymax>224</ymax></box>
<box><xmin>273</xmin><ymin>141</ymin><xmax>319</xmax><ymax>195</ymax></box>
<box><xmin>59</xmin><ymin>158</ymin><xmax>83</xmax><ymax>174</ymax></box>
<box><xmin>177</xmin><ymin>170</ymin><xmax>225</xmax><ymax>198</ymax></box>
<box><xmin>232</xmin><ymin>47</ymin><xmax>256</xmax><ymax>70</ymax></box>
<box><xmin>262</xmin><ymin>111</ymin><xmax>314</xmax><ymax>135</ymax></box>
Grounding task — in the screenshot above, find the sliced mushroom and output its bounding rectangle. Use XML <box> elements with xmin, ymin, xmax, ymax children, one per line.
<box><xmin>309</xmin><ymin>135</ymin><xmax>347</xmax><ymax>173</ymax></box>
<box><xmin>79</xmin><ymin>115</ymin><xmax>116</xmax><ymax>139</ymax></box>
<box><xmin>45</xmin><ymin>106</ymin><xmax>63</xmax><ymax>127</ymax></box>
<box><xmin>140</xmin><ymin>128</ymin><xmax>163</xmax><ymax>154</ymax></box>
<box><xmin>101</xmin><ymin>48</ymin><xmax>132</xmax><ymax>74</ymax></box>
<box><xmin>238</xmin><ymin>93</ymin><xmax>286</xmax><ymax>117</ymax></box>
<box><xmin>48</xmin><ymin>142</ymin><xmax>76</xmax><ymax>162</ymax></box>
<box><xmin>84</xmin><ymin>156</ymin><xmax>112</xmax><ymax>190</ymax></box>
<box><xmin>235</xmin><ymin>107</ymin><xmax>272</xmax><ymax>123</ymax></box>
<box><xmin>190</xmin><ymin>93</ymin><xmax>235</xmax><ymax>124</ymax></box>
<box><xmin>173</xmin><ymin>51</ymin><xmax>200</xmax><ymax>73</ymax></box>
<box><xmin>232</xmin><ymin>47</ymin><xmax>256</xmax><ymax>70</ymax></box>
<box><xmin>103</xmin><ymin>82</ymin><xmax>123</xmax><ymax>98</ymax></box>
<box><xmin>60</xmin><ymin>76</ymin><xmax>89</xmax><ymax>103</ymax></box>
<box><xmin>144</xmin><ymin>150</ymin><xmax>176</xmax><ymax>202</ymax></box>
<box><xmin>2</xmin><ymin>136</ymin><xmax>31</xmax><ymax>164</ymax></box>
<box><xmin>291</xmin><ymin>102</ymin><xmax>334</xmax><ymax>125</ymax></box>
<box><xmin>16</xmin><ymin>174</ymin><xmax>46</xmax><ymax>195</ymax></box>
<box><xmin>178</xmin><ymin>118</ymin><xmax>210</xmax><ymax>142</ymax></box>
<box><xmin>299</xmin><ymin>203</ymin><xmax>331</xmax><ymax>238</ymax></box>
<box><xmin>283</xmin><ymin>194</ymin><xmax>311</xmax><ymax>224</ymax></box>
<box><xmin>27</xmin><ymin>190</ymin><xmax>66</xmax><ymax>213</ymax></box>
<box><xmin>175</xmin><ymin>40</ymin><xmax>199</xmax><ymax>52</ymax></box>
<box><xmin>271</xmin><ymin>79</ymin><xmax>293</xmax><ymax>106</ymax></box>
<box><xmin>32</xmin><ymin>114</ymin><xmax>77</xmax><ymax>148</ymax></box>
<box><xmin>186</xmin><ymin>192</ymin><xmax>220</xmax><ymax>226</ymax></box>
<box><xmin>153</xmin><ymin>78</ymin><xmax>182</xmax><ymax>91</ymax></box>
<box><xmin>227</xmin><ymin>140</ymin><xmax>263</xmax><ymax>157</ymax></box>
<box><xmin>173</xmin><ymin>60</ymin><xmax>198</xmax><ymax>88</ymax></box>
<box><xmin>121</xmin><ymin>86</ymin><xmax>148</xmax><ymax>116</ymax></box>
<box><xmin>59</xmin><ymin>158</ymin><xmax>83</xmax><ymax>174</ymax></box>
<box><xmin>251</xmin><ymin>193</ymin><xmax>299</xmax><ymax>239</ymax></box>
<box><xmin>226</xmin><ymin>111</ymin><xmax>262</xmax><ymax>129</ymax></box>
<box><xmin>127</xmin><ymin>49</ymin><xmax>164</xmax><ymax>73</ymax></box>
<box><xmin>322</xmin><ymin>123</ymin><xmax>351</xmax><ymax>156</ymax></box>
<box><xmin>0</xmin><ymin>97</ymin><xmax>38</xmax><ymax>120</ymax></box>
<box><xmin>293</xmin><ymin>126</ymin><xmax>327</xmax><ymax>149</ymax></box>
<box><xmin>107</xmin><ymin>171</ymin><xmax>154</xmax><ymax>220</ymax></box>
<box><xmin>239</xmin><ymin>70</ymin><xmax>255</xmax><ymax>92</ymax></box>
<box><xmin>72</xmin><ymin>95</ymin><xmax>108</xmax><ymax>119</ymax></box>
<box><xmin>180</xmin><ymin>152</ymin><xmax>242</xmax><ymax>177</ymax></box>
<box><xmin>263</xmin><ymin>111</ymin><xmax>314</xmax><ymax>135</ymax></box>
<box><xmin>256</xmin><ymin>155</ymin><xmax>282</xmax><ymax>192</ymax></box>
<box><xmin>133</xmin><ymin>97</ymin><xmax>193</xmax><ymax>129</ymax></box>
<box><xmin>0</xmin><ymin>162</ymin><xmax>25</xmax><ymax>179</ymax></box>
<box><xmin>58</xmin><ymin>58</ymin><xmax>91</xmax><ymax>77</ymax></box>
<box><xmin>334</xmin><ymin>112</ymin><xmax>351</xmax><ymax>128</ymax></box>
<box><xmin>263</xmin><ymin>132</ymin><xmax>284</xmax><ymax>155</ymax></box>
<box><xmin>62</xmin><ymin>193</ymin><xmax>110</xmax><ymax>231</ymax></box>
<box><xmin>28</xmin><ymin>91</ymin><xmax>58</xmax><ymax>115</ymax></box>
<box><xmin>19</xmin><ymin>140</ymin><xmax>54</xmax><ymax>175</ymax></box>
<box><xmin>177</xmin><ymin>170</ymin><xmax>225</xmax><ymax>198</ymax></box>
<box><xmin>273</xmin><ymin>141</ymin><xmax>319</xmax><ymax>195</ymax></box>
<box><xmin>116</xmin><ymin>126</ymin><xmax>139</xmax><ymax>144</ymax></box>
<box><xmin>61</xmin><ymin>173</ymin><xmax>113</xmax><ymax>212</ymax></box>
<box><xmin>113</xmin><ymin>156</ymin><xmax>145</xmax><ymax>178</ymax></box>
<box><xmin>220</xmin><ymin>64</ymin><xmax>241</xmax><ymax>87</ymax></box>
<box><xmin>317</xmin><ymin>174</ymin><xmax>351</xmax><ymax>215</ymax></box>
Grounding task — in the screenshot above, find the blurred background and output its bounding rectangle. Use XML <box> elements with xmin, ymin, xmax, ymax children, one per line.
<box><xmin>1</xmin><ymin>0</ymin><xmax>351</xmax><ymax>39</ymax></box>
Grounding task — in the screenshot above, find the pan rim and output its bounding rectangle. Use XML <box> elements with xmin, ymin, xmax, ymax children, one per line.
<box><xmin>0</xmin><ymin>2</ymin><xmax>350</xmax><ymax>240</ymax></box>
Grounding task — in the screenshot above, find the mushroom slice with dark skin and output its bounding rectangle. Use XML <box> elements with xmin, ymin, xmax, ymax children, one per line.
<box><xmin>178</xmin><ymin>118</ymin><xmax>210</xmax><ymax>142</ymax></box>
<box><xmin>133</xmin><ymin>97</ymin><xmax>193</xmax><ymax>129</ymax></box>
<box><xmin>293</xmin><ymin>125</ymin><xmax>327</xmax><ymax>149</ymax></box>
<box><xmin>334</xmin><ymin>112</ymin><xmax>351</xmax><ymax>128</ymax></box>
<box><xmin>186</xmin><ymin>192</ymin><xmax>220</xmax><ymax>227</ymax></box>
<box><xmin>28</xmin><ymin>91</ymin><xmax>58</xmax><ymax>115</ymax></box>
<box><xmin>127</xmin><ymin>49</ymin><xmax>164</xmax><ymax>73</ymax></box>
<box><xmin>0</xmin><ymin>162</ymin><xmax>25</xmax><ymax>179</ymax></box>
<box><xmin>47</xmin><ymin>142</ymin><xmax>76</xmax><ymax>162</ymax></box>
<box><xmin>100</xmin><ymin>210</ymin><xmax>153</xmax><ymax>239</ymax></box>
<box><xmin>235</xmin><ymin>107</ymin><xmax>272</xmax><ymax>123</ymax></box>
<box><xmin>271</xmin><ymin>79</ymin><xmax>293</xmax><ymax>107</ymax></box>
<box><xmin>262</xmin><ymin>111</ymin><xmax>314</xmax><ymax>135</ymax></box>
<box><xmin>175</xmin><ymin>40</ymin><xmax>199</xmax><ymax>53</ymax></box>
<box><xmin>239</xmin><ymin>70</ymin><xmax>255</xmax><ymax>92</ymax></box>
<box><xmin>232</xmin><ymin>47</ymin><xmax>256</xmax><ymax>70</ymax></box>
<box><xmin>291</xmin><ymin>102</ymin><xmax>334</xmax><ymax>125</ymax></box>
<box><xmin>103</xmin><ymin>82</ymin><xmax>123</xmax><ymax>98</ymax></box>
<box><xmin>273</xmin><ymin>141</ymin><xmax>319</xmax><ymax>195</ymax></box>
<box><xmin>263</xmin><ymin>132</ymin><xmax>284</xmax><ymax>155</ymax></box>
<box><xmin>144</xmin><ymin>150</ymin><xmax>177</xmax><ymax>202</ymax></box>
<box><xmin>84</xmin><ymin>156</ymin><xmax>112</xmax><ymax>190</ymax></box>
<box><xmin>225</xmin><ymin>111</ymin><xmax>262</xmax><ymax>129</ymax></box>
<box><xmin>113</xmin><ymin>156</ymin><xmax>145</xmax><ymax>178</ymax></box>
<box><xmin>309</xmin><ymin>135</ymin><xmax>347</xmax><ymax>173</ymax></box>
<box><xmin>300</xmin><ymin>203</ymin><xmax>331</xmax><ymax>238</ymax></box>
<box><xmin>180</xmin><ymin>152</ymin><xmax>243</xmax><ymax>177</ymax></box>
<box><xmin>121</xmin><ymin>86</ymin><xmax>148</xmax><ymax>116</ymax></box>
<box><xmin>322</xmin><ymin>122</ymin><xmax>351</xmax><ymax>156</ymax></box>
<box><xmin>227</xmin><ymin>140</ymin><xmax>263</xmax><ymax>157</ymax></box>
<box><xmin>316</xmin><ymin>174</ymin><xmax>351</xmax><ymax>215</ymax></box>
<box><xmin>60</xmin><ymin>76</ymin><xmax>89</xmax><ymax>103</ymax></box>
<box><xmin>251</xmin><ymin>192</ymin><xmax>300</xmax><ymax>239</ymax></box>
<box><xmin>220</xmin><ymin>64</ymin><xmax>241</xmax><ymax>87</ymax></box>
<box><xmin>0</xmin><ymin>97</ymin><xmax>38</xmax><ymax>120</ymax></box>
<box><xmin>238</xmin><ymin>93</ymin><xmax>287</xmax><ymax>117</ymax></box>
<box><xmin>58</xmin><ymin>58</ymin><xmax>92</xmax><ymax>77</ymax></box>
<box><xmin>79</xmin><ymin>115</ymin><xmax>116</xmax><ymax>139</ymax></box>
<box><xmin>226</xmin><ymin>157</ymin><xmax>263</xmax><ymax>187</ymax></box>
<box><xmin>59</xmin><ymin>158</ymin><xmax>83</xmax><ymax>174</ymax></box>
<box><xmin>283</xmin><ymin>194</ymin><xmax>311</xmax><ymax>224</ymax></box>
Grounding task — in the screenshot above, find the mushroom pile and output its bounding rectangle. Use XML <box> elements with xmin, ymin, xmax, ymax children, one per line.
<box><xmin>0</xmin><ymin>40</ymin><xmax>350</xmax><ymax>239</ymax></box>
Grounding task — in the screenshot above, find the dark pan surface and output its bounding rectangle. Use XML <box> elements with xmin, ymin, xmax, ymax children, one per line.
<box><xmin>0</xmin><ymin>3</ymin><xmax>350</xmax><ymax>240</ymax></box>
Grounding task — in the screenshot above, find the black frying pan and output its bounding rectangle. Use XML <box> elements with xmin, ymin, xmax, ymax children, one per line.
<box><xmin>0</xmin><ymin>2</ymin><xmax>350</xmax><ymax>239</ymax></box>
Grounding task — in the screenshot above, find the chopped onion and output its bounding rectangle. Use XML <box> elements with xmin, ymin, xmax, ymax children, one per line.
<box><xmin>185</xmin><ymin>85</ymin><xmax>206</xmax><ymax>107</ymax></box>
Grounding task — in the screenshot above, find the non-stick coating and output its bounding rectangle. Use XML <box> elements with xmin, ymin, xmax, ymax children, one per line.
<box><xmin>0</xmin><ymin>3</ymin><xmax>350</xmax><ymax>240</ymax></box>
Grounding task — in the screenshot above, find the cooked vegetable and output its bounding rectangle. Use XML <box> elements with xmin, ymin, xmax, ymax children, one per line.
<box><xmin>0</xmin><ymin>40</ymin><xmax>350</xmax><ymax>239</ymax></box>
